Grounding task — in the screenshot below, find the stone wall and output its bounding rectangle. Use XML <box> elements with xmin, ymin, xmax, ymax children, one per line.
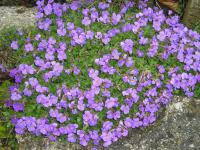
<box><xmin>0</xmin><ymin>7</ymin><xmax>37</xmax><ymax>31</ymax></box>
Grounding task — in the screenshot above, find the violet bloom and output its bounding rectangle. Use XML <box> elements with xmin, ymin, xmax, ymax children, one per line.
<box><xmin>62</xmin><ymin>3</ymin><xmax>69</xmax><ymax>12</ymax></box>
<box><xmin>82</xmin><ymin>17</ymin><xmax>91</xmax><ymax>26</ymax></box>
<box><xmin>125</xmin><ymin>57</ymin><xmax>133</xmax><ymax>67</ymax></box>
<box><xmin>25</xmin><ymin>43</ymin><xmax>34</xmax><ymax>52</ymax></box>
<box><xmin>15</xmin><ymin>118</ymin><xmax>26</xmax><ymax>134</ymax></box>
<box><xmin>57</xmin><ymin>51</ymin><xmax>67</xmax><ymax>61</ymax></box>
<box><xmin>101</xmin><ymin>132</ymin><xmax>112</xmax><ymax>147</ymax></box>
<box><xmin>53</xmin><ymin>3</ymin><xmax>62</xmax><ymax>17</ymax></box>
<box><xmin>70</xmin><ymin>1</ymin><xmax>80</xmax><ymax>11</ymax></box>
<box><xmin>118</xmin><ymin>59</ymin><xmax>125</xmax><ymax>67</ymax></box>
<box><xmin>35</xmin><ymin>34</ymin><xmax>41</xmax><ymax>41</ymax></box>
<box><xmin>113</xmin><ymin>111</ymin><xmax>121</xmax><ymax>120</ymax></box>
<box><xmin>11</xmin><ymin>41</ymin><xmax>19</xmax><ymax>50</ymax></box>
<box><xmin>23</xmin><ymin>88</ymin><xmax>32</xmax><ymax>97</ymax></box>
<box><xmin>56</xmin><ymin>113</ymin><xmax>67</xmax><ymax>123</ymax></box>
<box><xmin>105</xmin><ymin>97</ymin><xmax>118</xmax><ymax>109</ymax></box>
<box><xmin>158</xmin><ymin>65</ymin><xmax>165</xmax><ymax>74</ymax></box>
<box><xmin>86</xmin><ymin>30</ymin><xmax>94</xmax><ymax>39</ymax></box>
<box><xmin>111</xmin><ymin>49</ymin><xmax>121</xmax><ymax>60</ymax></box>
<box><xmin>124</xmin><ymin>117</ymin><xmax>133</xmax><ymax>128</ymax></box>
<box><xmin>83</xmin><ymin>111</ymin><xmax>98</xmax><ymax>126</ymax></box>
<box><xmin>67</xmin><ymin>22</ymin><xmax>74</xmax><ymax>30</ymax></box>
<box><xmin>98</xmin><ymin>2</ymin><xmax>109</xmax><ymax>10</ymax></box>
<box><xmin>112</xmin><ymin>13</ymin><xmax>121</xmax><ymax>25</ymax></box>
<box><xmin>49</xmin><ymin>108</ymin><xmax>59</xmax><ymax>118</ymax></box>
<box><xmin>102</xmin><ymin>35</ymin><xmax>111</xmax><ymax>45</ymax></box>
<box><xmin>139</xmin><ymin>37</ymin><xmax>148</xmax><ymax>45</ymax></box>
<box><xmin>82</xmin><ymin>8</ymin><xmax>89</xmax><ymax>16</ymax></box>
<box><xmin>11</xmin><ymin>92</ymin><xmax>22</xmax><ymax>101</ymax></box>
<box><xmin>120</xmin><ymin>39</ymin><xmax>134</xmax><ymax>54</ymax></box>
<box><xmin>25</xmin><ymin>117</ymin><xmax>36</xmax><ymax>132</ymax></box>
<box><xmin>102</xmin><ymin>121</ymin><xmax>113</xmax><ymax>132</ymax></box>
<box><xmin>73</xmin><ymin>66</ymin><xmax>80</xmax><ymax>75</ymax></box>
<box><xmin>137</xmin><ymin>50</ymin><xmax>144</xmax><ymax>57</ymax></box>
<box><xmin>68</xmin><ymin>133</ymin><xmax>77</xmax><ymax>143</ymax></box>
<box><xmin>57</xmin><ymin>28</ymin><xmax>66</xmax><ymax>36</ymax></box>
<box><xmin>120</xmin><ymin>105</ymin><xmax>130</xmax><ymax>114</ymax></box>
<box><xmin>44</xmin><ymin>4</ymin><xmax>52</xmax><ymax>15</ymax></box>
<box><xmin>13</xmin><ymin>103</ymin><xmax>24</xmax><ymax>112</ymax></box>
<box><xmin>91</xmin><ymin>11</ymin><xmax>98</xmax><ymax>22</ymax></box>
<box><xmin>38</xmin><ymin>18</ymin><xmax>52</xmax><ymax>31</ymax></box>
<box><xmin>98</xmin><ymin>11</ymin><xmax>110</xmax><ymax>24</ymax></box>
<box><xmin>95</xmin><ymin>32</ymin><xmax>103</xmax><ymax>39</ymax></box>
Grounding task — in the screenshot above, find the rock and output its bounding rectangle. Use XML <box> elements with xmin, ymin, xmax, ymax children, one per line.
<box><xmin>0</xmin><ymin>0</ymin><xmax>36</xmax><ymax>7</ymax></box>
<box><xmin>183</xmin><ymin>0</ymin><xmax>200</xmax><ymax>28</ymax></box>
<box><xmin>0</xmin><ymin>6</ymin><xmax>37</xmax><ymax>31</ymax></box>
<box><xmin>17</xmin><ymin>96</ymin><xmax>200</xmax><ymax>150</ymax></box>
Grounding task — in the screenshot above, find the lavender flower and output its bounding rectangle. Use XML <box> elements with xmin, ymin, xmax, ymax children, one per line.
<box><xmin>11</xmin><ymin>41</ymin><xmax>19</xmax><ymax>50</ymax></box>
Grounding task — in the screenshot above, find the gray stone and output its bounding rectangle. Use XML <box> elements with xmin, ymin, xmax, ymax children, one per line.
<box><xmin>0</xmin><ymin>6</ymin><xmax>37</xmax><ymax>31</ymax></box>
<box><xmin>17</xmin><ymin>96</ymin><xmax>200</xmax><ymax>150</ymax></box>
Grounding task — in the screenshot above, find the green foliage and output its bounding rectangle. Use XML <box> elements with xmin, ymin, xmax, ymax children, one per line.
<box><xmin>178</xmin><ymin>0</ymin><xmax>188</xmax><ymax>17</ymax></box>
<box><xmin>0</xmin><ymin>26</ymin><xmax>38</xmax><ymax>69</ymax></box>
<box><xmin>0</xmin><ymin>80</ymin><xmax>18</xmax><ymax>149</ymax></box>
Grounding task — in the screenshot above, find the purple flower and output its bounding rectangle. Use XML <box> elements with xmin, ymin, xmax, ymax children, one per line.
<box><xmin>105</xmin><ymin>97</ymin><xmax>118</xmax><ymax>109</ymax></box>
<box><xmin>35</xmin><ymin>34</ymin><xmax>41</xmax><ymax>41</ymax></box>
<box><xmin>23</xmin><ymin>88</ymin><xmax>32</xmax><ymax>96</ymax></box>
<box><xmin>139</xmin><ymin>37</ymin><xmax>148</xmax><ymax>45</ymax></box>
<box><xmin>82</xmin><ymin>17</ymin><xmax>91</xmax><ymax>26</ymax></box>
<box><xmin>13</xmin><ymin>103</ymin><xmax>24</xmax><ymax>112</ymax></box>
<box><xmin>112</xmin><ymin>13</ymin><xmax>121</xmax><ymax>25</ymax></box>
<box><xmin>120</xmin><ymin>105</ymin><xmax>130</xmax><ymax>114</ymax></box>
<box><xmin>98</xmin><ymin>2</ymin><xmax>109</xmax><ymax>10</ymax></box>
<box><xmin>15</xmin><ymin>118</ymin><xmax>26</xmax><ymax>134</ymax></box>
<box><xmin>102</xmin><ymin>36</ymin><xmax>111</xmax><ymax>45</ymax></box>
<box><xmin>67</xmin><ymin>22</ymin><xmax>74</xmax><ymax>30</ymax></box>
<box><xmin>11</xmin><ymin>92</ymin><xmax>22</xmax><ymax>101</ymax></box>
<box><xmin>11</xmin><ymin>41</ymin><xmax>19</xmax><ymax>50</ymax></box>
<box><xmin>70</xmin><ymin>1</ymin><xmax>80</xmax><ymax>11</ymax></box>
<box><xmin>124</xmin><ymin>117</ymin><xmax>133</xmax><ymax>128</ymax></box>
<box><xmin>57</xmin><ymin>28</ymin><xmax>66</xmax><ymax>36</ymax></box>
<box><xmin>125</xmin><ymin>57</ymin><xmax>133</xmax><ymax>67</ymax></box>
<box><xmin>120</xmin><ymin>39</ymin><xmax>134</xmax><ymax>54</ymax></box>
<box><xmin>44</xmin><ymin>4</ymin><xmax>52</xmax><ymax>15</ymax></box>
<box><xmin>137</xmin><ymin>50</ymin><xmax>144</xmax><ymax>57</ymax></box>
<box><xmin>158</xmin><ymin>65</ymin><xmax>165</xmax><ymax>74</ymax></box>
<box><xmin>101</xmin><ymin>132</ymin><xmax>112</xmax><ymax>147</ymax></box>
<box><xmin>83</xmin><ymin>111</ymin><xmax>98</xmax><ymax>126</ymax></box>
<box><xmin>68</xmin><ymin>133</ymin><xmax>77</xmax><ymax>143</ymax></box>
<box><xmin>82</xmin><ymin>8</ymin><xmax>89</xmax><ymax>16</ymax></box>
<box><xmin>95</xmin><ymin>32</ymin><xmax>103</xmax><ymax>39</ymax></box>
<box><xmin>86</xmin><ymin>31</ymin><xmax>94</xmax><ymax>39</ymax></box>
<box><xmin>73</xmin><ymin>66</ymin><xmax>80</xmax><ymax>75</ymax></box>
<box><xmin>56</xmin><ymin>113</ymin><xmax>67</xmax><ymax>123</ymax></box>
<box><xmin>102</xmin><ymin>121</ymin><xmax>113</xmax><ymax>132</ymax></box>
<box><xmin>91</xmin><ymin>11</ymin><xmax>98</xmax><ymax>22</ymax></box>
<box><xmin>25</xmin><ymin>43</ymin><xmax>34</xmax><ymax>52</ymax></box>
<box><xmin>111</xmin><ymin>49</ymin><xmax>121</xmax><ymax>60</ymax></box>
<box><xmin>132</xmin><ymin>118</ymin><xmax>143</xmax><ymax>128</ymax></box>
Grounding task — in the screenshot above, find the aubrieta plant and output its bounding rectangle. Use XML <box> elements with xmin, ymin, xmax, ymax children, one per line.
<box><xmin>6</xmin><ymin>0</ymin><xmax>200</xmax><ymax>148</ymax></box>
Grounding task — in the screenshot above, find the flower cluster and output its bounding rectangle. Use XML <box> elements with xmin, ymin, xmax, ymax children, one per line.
<box><xmin>8</xmin><ymin>0</ymin><xmax>200</xmax><ymax>148</ymax></box>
